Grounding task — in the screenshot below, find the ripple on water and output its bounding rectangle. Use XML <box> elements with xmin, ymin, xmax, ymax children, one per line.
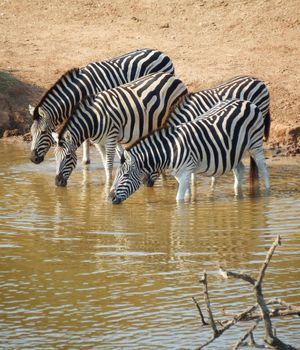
<box><xmin>0</xmin><ymin>145</ymin><xmax>300</xmax><ymax>349</ymax></box>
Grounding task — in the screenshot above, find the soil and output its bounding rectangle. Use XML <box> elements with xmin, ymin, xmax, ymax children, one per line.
<box><xmin>0</xmin><ymin>0</ymin><xmax>299</xmax><ymax>155</ymax></box>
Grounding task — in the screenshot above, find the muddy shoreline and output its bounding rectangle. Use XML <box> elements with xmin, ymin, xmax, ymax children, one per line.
<box><xmin>1</xmin><ymin>1</ymin><xmax>299</xmax><ymax>155</ymax></box>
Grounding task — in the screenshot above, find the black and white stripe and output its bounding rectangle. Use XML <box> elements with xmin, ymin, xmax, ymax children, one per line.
<box><xmin>53</xmin><ymin>72</ymin><xmax>187</xmax><ymax>186</ymax></box>
<box><xmin>110</xmin><ymin>99</ymin><xmax>270</xmax><ymax>203</ymax></box>
<box><xmin>140</xmin><ymin>75</ymin><xmax>270</xmax><ymax>186</ymax></box>
<box><xmin>168</xmin><ymin>75</ymin><xmax>270</xmax><ymax>138</ymax></box>
<box><xmin>30</xmin><ymin>48</ymin><xmax>175</xmax><ymax>164</ymax></box>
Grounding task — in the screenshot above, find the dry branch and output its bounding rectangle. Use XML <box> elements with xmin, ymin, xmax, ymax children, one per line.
<box><xmin>199</xmin><ymin>272</ymin><xmax>220</xmax><ymax>337</ymax></box>
<box><xmin>221</xmin><ymin>299</ymin><xmax>300</xmax><ymax>321</ymax></box>
<box><xmin>194</xmin><ymin>235</ymin><xmax>299</xmax><ymax>350</ymax></box>
<box><xmin>232</xmin><ymin>320</ymin><xmax>261</xmax><ymax>349</ymax></box>
<box><xmin>192</xmin><ymin>296</ymin><xmax>208</xmax><ymax>326</ymax></box>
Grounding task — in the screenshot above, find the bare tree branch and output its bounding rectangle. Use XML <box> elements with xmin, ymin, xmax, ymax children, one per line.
<box><xmin>192</xmin><ymin>296</ymin><xmax>208</xmax><ymax>326</ymax></box>
<box><xmin>255</xmin><ymin>235</ymin><xmax>281</xmax><ymax>288</ymax></box>
<box><xmin>199</xmin><ymin>272</ymin><xmax>220</xmax><ymax>337</ymax></box>
<box><xmin>232</xmin><ymin>319</ymin><xmax>261</xmax><ymax>350</ymax></box>
<box><xmin>219</xmin><ymin>267</ymin><xmax>256</xmax><ymax>285</ymax></box>
<box><xmin>221</xmin><ymin>299</ymin><xmax>300</xmax><ymax>321</ymax></box>
<box><xmin>220</xmin><ymin>235</ymin><xmax>298</xmax><ymax>350</ymax></box>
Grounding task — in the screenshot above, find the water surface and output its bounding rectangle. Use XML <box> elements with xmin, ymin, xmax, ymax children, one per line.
<box><xmin>0</xmin><ymin>142</ymin><xmax>299</xmax><ymax>349</ymax></box>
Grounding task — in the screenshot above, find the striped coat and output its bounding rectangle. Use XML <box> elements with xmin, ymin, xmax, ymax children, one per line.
<box><xmin>142</xmin><ymin>75</ymin><xmax>271</xmax><ymax>186</ymax></box>
<box><xmin>29</xmin><ymin>48</ymin><xmax>175</xmax><ymax>165</ymax></box>
<box><xmin>53</xmin><ymin>72</ymin><xmax>188</xmax><ymax>186</ymax></box>
<box><xmin>110</xmin><ymin>99</ymin><xmax>270</xmax><ymax>203</ymax></box>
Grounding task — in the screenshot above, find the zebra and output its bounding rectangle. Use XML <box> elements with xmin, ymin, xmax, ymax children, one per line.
<box><xmin>144</xmin><ymin>75</ymin><xmax>271</xmax><ymax>186</ymax></box>
<box><xmin>52</xmin><ymin>72</ymin><xmax>188</xmax><ymax>186</ymax></box>
<box><xmin>110</xmin><ymin>99</ymin><xmax>270</xmax><ymax>203</ymax></box>
<box><xmin>29</xmin><ymin>48</ymin><xmax>175</xmax><ymax>165</ymax></box>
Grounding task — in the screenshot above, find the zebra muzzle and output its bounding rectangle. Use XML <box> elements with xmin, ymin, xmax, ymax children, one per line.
<box><xmin>30</xmin><ymin>150</ymin><xmax>44</xmax><ymax>164</ymax></box>
<box><xmin>55</xmin><ymin>173</ymin><xmax>68</xmax><ymax>187</ymax></box>
<box><xmin>111</xmin><ymin>195</ymin><xmax>123</xmax><ymax>204</ymax></box>
<box><xmin>143</xmin><ymin>176</ymin><xmax>155</xmax><ymax>187</ymax></box>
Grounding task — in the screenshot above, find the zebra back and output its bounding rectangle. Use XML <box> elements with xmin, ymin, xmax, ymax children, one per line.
<box><xmin>167</xmin><ymin>75</ymin><xmax>270</xmax><ymax>141</ymax></box>
<box><xmin>58</xmin><ymin>72</ymin><xmax>188</xmax><ymax>148</ymax></box>
<box><xmin>33</xmin><ymin>48</ymin><xmax>175</xmax><ymax>127</ymax></box>
<box><xmin>111</xmin><ymin>99</ymin><xmax>266</xmax><ymax>203</ymax></box>
<box><xmin>110</xmin><ymin>48</ymin><xmax>175</xmax><ymax>80</ymax></box>
<box><xmin>127</xmin><ymin>99</ymin><xmax>264</xmax><ymax>175</ymax></box>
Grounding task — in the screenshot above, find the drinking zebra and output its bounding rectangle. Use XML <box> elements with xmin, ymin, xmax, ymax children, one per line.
<box><xmin>141</xmin><ymin>75</ymin><xmax>271</xmax><ymax>186</ymax></box>
<box><xmin>52</xmin><ymin>72</ymin><xmax>188</xmax><ymax>186</ymax></box>
<box><xmin>110</xmin><ymin>99</ymin><xmax>270</xmax><ymax>203</ymax></box>
<box><xmin>29</xmin><ymin>48</ymin><xmax>175</xmax><ymax>165</ymax></box>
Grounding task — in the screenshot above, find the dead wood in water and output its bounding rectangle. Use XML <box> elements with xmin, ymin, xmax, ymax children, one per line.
<box><xmin>193</xmin><ymin>235</ymin><xmax>299</xmax><ymax>350</ymax></box>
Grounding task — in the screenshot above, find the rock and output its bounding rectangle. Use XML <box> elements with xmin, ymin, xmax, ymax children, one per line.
<box><xmin>3</xmin><ymin>129</ymin><xmax>21</xmax><ymax>137</ymax></box>
<box><xmin>23</xmin><ymin>132</ymin><xmax>32</xmax><ymax>142</ymax></box>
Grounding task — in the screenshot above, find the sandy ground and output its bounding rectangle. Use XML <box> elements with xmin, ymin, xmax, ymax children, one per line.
<box><xmin>0</xmin><ymin>0</ymin><xmax>299</xmax><ymax>153</ymax></box>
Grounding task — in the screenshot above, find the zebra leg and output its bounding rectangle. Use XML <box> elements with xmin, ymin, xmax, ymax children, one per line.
<box><xmin>175</xmin><ymin>171</ymin><xmax>192</xmax><ymax>202</ymax></box>
<box><xmin>82</xmin><ymin>140</ymin><xmax>91</xmax><ymax>165</ymax></box>
<box><xmin>232</xmin><ymin>161</ymin><xmax>245</xmax><ymax>196</ymax></box>
<box><xmin>249</xmin><ymin>149</ymin><xmax>270</xmax><ymax>191</ymax></box>
<box><xmin>191</xmin><ymin>173</ymin><xmax>196</xmax><ymax>185</ymax></box>
<box><xmin>94</xmin><ymin>143</ymin><xmax>111</xmax><ymax>181</ymax></box>
<box><xmin>210</xmin><ymin>177</ymin><xmax>216</xmax><ymax>189</ymax></box>
<box><xmin>143</xmin><ymin>171</ymin><xmax>160</xmax><ymax>187</ymax></box>
<box><xmin>105</xmin><ymin>142</ymin><xmax>118</xmax><ymax>182</ymax></box>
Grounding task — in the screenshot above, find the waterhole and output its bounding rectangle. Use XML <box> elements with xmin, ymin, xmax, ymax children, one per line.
<box><xmin>0</xmin><ymin>142</ymin><xmax>299</xmax><ymax>349</ymax></box>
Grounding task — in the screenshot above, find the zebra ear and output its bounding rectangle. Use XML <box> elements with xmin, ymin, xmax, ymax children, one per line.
<box><xmin>28</xmin><ymin>104</ymin><xmax>35</xmax><ymax>116</ymax></box>
<box><xmin>64</xmin><ymin>130</ymin><xmax>73</xmax><ymax>145</ymax></box>
<box><xmin>51</xmin><ymin>132</ymin><xmax>59</xmax><ymax>144</ymax></box>
<box><xmin>38</xmin><ymin>107</ymin><xmax>47</xmax><ymax>119</ymax></box>
<box><xmin>122</xmin><ymin>150</ymin><xmax>132</xmax><ymax>163</ymax></box>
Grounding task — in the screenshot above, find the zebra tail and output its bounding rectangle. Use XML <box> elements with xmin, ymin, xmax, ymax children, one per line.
<box><xmin>249</xmin><ymin>156</ymin><xmax>259</xmax><ymax>189</ymax></box>
<box><xmin>264</xmin><ymin>111</ymin><xmax>271</xmax><ymax>142</ymax></box>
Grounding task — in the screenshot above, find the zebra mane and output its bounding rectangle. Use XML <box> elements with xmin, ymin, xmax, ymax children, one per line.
<box><xmin>56</xmin><ymin>93</ymin><xmax>97</xmax><ymax>139</ymax></box>
<box><xmin>55</xmin><ymin>118</ymin><xmax>69</xmax><ymax>139</ymax></box>
<box><xmin>125</xmin><ymin>91</ymin><xmax>192</xmax><ymax>152</ymax></box>
<box><xmin>32</xmin><ymin>68</ymin><xmax>80</xmax><ymax>120</ymax></box>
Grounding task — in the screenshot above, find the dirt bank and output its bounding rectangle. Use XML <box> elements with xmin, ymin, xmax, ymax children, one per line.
<box><xmin>0</xmin><ymin>0</ymin><xmax>299</xmax><ymax>154</ymax></box>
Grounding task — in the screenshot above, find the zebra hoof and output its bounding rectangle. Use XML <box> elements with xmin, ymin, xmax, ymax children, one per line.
<box><xmin>82</xmin><ymin>159</ymin><xmax>91</xmax><ymax>165</ymax></box>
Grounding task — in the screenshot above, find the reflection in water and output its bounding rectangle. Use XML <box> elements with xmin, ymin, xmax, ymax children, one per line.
<box><xmin>0</xmin><ymin>143</ymin><xmax>299</xmax><ymax>349</ymax></box>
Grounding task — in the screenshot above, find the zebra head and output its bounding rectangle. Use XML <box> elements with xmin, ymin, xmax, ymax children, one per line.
<box><xmin>110</xmin><ymin>151</ymin><xmax>145</xmax><ymax>204</ymax></box>
<box><xmin>29</xmin><ymin>105</ymin><xmax>55</xmax><ymax>164</ymax></box>
<box><xmin>53</xmin><ymin>131</ymin><xmax>77</xmax><ymax>187</ymax></box>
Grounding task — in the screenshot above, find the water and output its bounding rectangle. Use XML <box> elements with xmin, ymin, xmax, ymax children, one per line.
<box><xmin>0</xmin><ymin>142</ymin><xmax>299</xmax><ymax>349</ymax></box>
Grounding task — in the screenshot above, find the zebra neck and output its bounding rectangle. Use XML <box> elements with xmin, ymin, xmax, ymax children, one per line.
<box><xmin>65</xmin><ymin>95</ymin><xmax>111</xmax><ymax>145</ymax></box>
<box><xmin>62</xmin><ymin>126</ymin><xmax>87</xmax><ymax>150</ymax></box>
<box><xmin>168</xmin><ymin>90</ymin><xmax>220</xmax><ymax>126</ymax></box>
<box><xmin>41</xmin><ymin>70</ymin><xmax>84</xmax><ymax>127</ymax></box>
<box><xmin>132</xmin><ymin>127</ymin><xmax>176</xmax><ymax>173</ymax></box>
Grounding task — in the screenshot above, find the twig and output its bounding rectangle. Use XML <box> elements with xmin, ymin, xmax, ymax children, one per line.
<box><xmin>195</xmin><ymin>300</ymin><xmax>260</xmax><ymax>349</ymax></box>
<box><xmin>219</xmin><ymin>267</ymin><xmax>255</xmax><ymax>285</ymax></box>
<box><xmin>248</xmin><ymin>331</ymin><xmax>262</xmax><ymax>347</ymax></box>
<box><xmin>255</xmin><ymin>235</ymin><xmax>281</xmax><ymax>288</ymax></box>
<box><xmin>268</xmin><ymin>298</ymin><xmax>300</xmax><ymax>312</ymax></box>
<box><xmin>232</xmin><ymin>319</ymin><xmax>261</xmax><ymax>349</ymax></box>
<box><xmin>221</xmin><ymin>299</ymin><xmax>300</xmax><ymax>321</ymax></box>
<box><xmin>220</xmin><ymin>235</ymin><xmax>298</xmax><ymax>350</ymax></box>
<box><xmin>192</xmin><ymin>296</ymin><xmax>208</xmax><ymax>326</ymax></box>
<box><xmin>199</xmin><ymin>272</ymin><xmax>220</xmax><ymax>337</ymax></box>
<box><xmin>195</xmin><ymin>236</ymin><xmax>299</xmax><ymax>349</ymax></box>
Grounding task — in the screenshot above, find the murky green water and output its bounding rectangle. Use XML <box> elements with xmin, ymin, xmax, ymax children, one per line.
<box><xmin>0</xmin><ymin>142</ymin><xmax>299</xmax><ymax>349</ymax></box>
